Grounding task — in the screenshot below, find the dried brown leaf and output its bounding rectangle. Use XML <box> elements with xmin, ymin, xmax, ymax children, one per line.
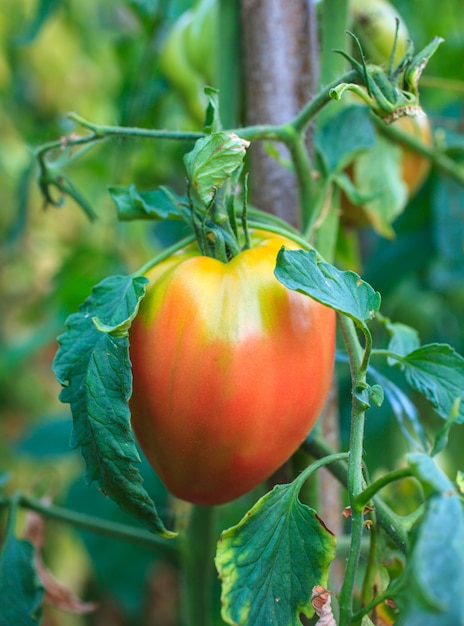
<box><xmin>342</xmin><ymin>505</ymin><xmax>375</xmax><ymax>519</ymax></box>
<box><xmin>342</xmin><ymin>506</ymin><xmax>352</xmax><ymax>519</ymax></box>
<box><xmin>312</xmin><ymin>585</ymin><xmax>336</xmax><ymax>626</ymax></box>
<box><xmin>36</xmin><ymin>553</ymin><xmax>98</xmax><ymax>614</ymax></box>
<box><xmin>22</xmin><ymin>504</ymin><xmax>98</xmax><ymax>615</ymax></box>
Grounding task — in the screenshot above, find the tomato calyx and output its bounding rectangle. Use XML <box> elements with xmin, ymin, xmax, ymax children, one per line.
<box><xmin>182</xmin><ymin>131</ymin><xmax>300</xmax><ymax>263</ymax></box>
<box><xmin>180</xmin><ymin>130</ymin><xmax>254</xmax><ymax>263</ymax></box>
<box><xmin>330</xmin><ymin>25</ymin><xmax>443</xmax><ymax>121</ymax></box>
<box><xmin>186</xmin><ymin>172</ymin><xmax>250</xmax><ymax>263</ymax></box>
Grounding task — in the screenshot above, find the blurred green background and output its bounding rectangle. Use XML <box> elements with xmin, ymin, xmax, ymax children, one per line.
<box><xmin>1</xmin><ymin>0</ymin><xmax>463</xmax><ymax>624</ymax></box>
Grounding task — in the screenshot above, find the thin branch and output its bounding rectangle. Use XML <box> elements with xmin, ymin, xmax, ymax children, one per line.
<box><xmin>0</xmin><ymin>493</ymin><xmax>179</xmax><ymax>559</ymax></box>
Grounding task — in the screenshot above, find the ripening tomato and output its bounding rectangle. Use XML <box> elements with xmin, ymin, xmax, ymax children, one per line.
<box><xmin>129</xmin><ymin>231</ymin><xmax>336</xmax><ymax>505</ymax></box>
<box><xmin>395</xmin><ymin>113</ymin><xmax>432</xmax><ymax>197</ymax></box>
<box><xmin>341</xmin><ymin>111</ymin><xmax>432</xmax><ymax>233</ymax></box>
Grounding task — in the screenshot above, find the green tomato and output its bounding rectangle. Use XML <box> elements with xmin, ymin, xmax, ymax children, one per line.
<box><xmin>129</xmin><ymin>230</ymin><xmax>336</xmax><ymax>505</ymax></box>
<box><xmin>350</xmin><ymin>0</ymin><xmax>410</xmax><ymax>66</ymax></box>
<box><xmin>159</xmin><ymin>0</ymin><xmax>217</xmax><ymax>125</ymax></box>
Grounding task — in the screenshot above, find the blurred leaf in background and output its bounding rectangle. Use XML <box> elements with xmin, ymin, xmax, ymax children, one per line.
<box><xmin>1</xmin><ymin>2</ymin><xmax>194</xmax><ymax>623</ymax></box>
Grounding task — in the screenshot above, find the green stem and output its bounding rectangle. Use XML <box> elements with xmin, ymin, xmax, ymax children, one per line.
<box><xmin>302</xmin><ymin>435</ymin><xmax>409</xmax><ymax>553</ymax></box>
<box><xmin>319</xmin><ymin>0</ymin><xmax>351</xmax><ymax>89</ymax></box>
<box><xmin>360</xmin><ymin>506</ymin><xmax>378</xmax><ymax>608</ymax></box>
<box><xmin>292</xmin><ymin>69</ymin><xmax>360</xmax><ymax>133</ymax></box>
<box><xmin>302</xmin><ymin>177</ymin><xmax>331</xmax><ymax>242</ymax></box>
<box><xmin>295</xmin><ymin>452</ymin><xmax>350</xmax><ymax>490</ymax></box>
<box><xmin>246</xmin><ymin>220</ymin><xmax>314</xmax><ymax>251</ymax></box>
<box><xmin>359</xmin><ymin>328</ymin><xmax>373</xmax><ymax>377</ymax></box>
<box><xmin>372</xmin><ymin>113</ymin><xmax>464</xmax><ymax>187</ymax></box>
<box><xmin>352</xmin><ymin>577</ymin><xmax>403</xmax><ymax>623</ymax></box>
<box><xmin>0</xmin><ymin>493</ymin><xmax>179</xmax><ymax>559</ymax></box>
<box><xmin>36</xmin><ymin>69</ymin><xmax>362</xmax><ymax>163</ymax></box>
<box><xmin>338</xmin><ymin>314</ymin><xmax>364</xmax><ymax>374</ymax></box>
<box><xmin>286</xmin><ymin>130</ymin><xmax>317</xmax><ymax>233</ymax></box>
<box><xmin>337</xmin><ymin>314</ymin><xmax>370</xmax><ymax>626</ymax></box>
<box><xmin>246</xmin><ymin>209</ymin><xmax>300</xmax><ymax>236</ymax></box>
<box><xmin>35</xmin><ymin>133</ymin><xmax>101</xmax><ymax>160</ymax></box>
<box><xmin>218</xmin><ymin>0</ymin><xmax>241</xmax><ymax>128</ymax></box>
<box><xmin>135</xmin><ymin>234</ymin><xmax>196</xmax><ymax>276</ymax></box>
<box><xmin>2</xmin><ymin>493</ymin><xmax>20</xmax><ymax>543</ymax></box>
<box><xmin>68</xmin><ymin>112</ymin><xmax>203</xmax><ymax>142</ymax></box>
<box><xmin>182</xmin><ymin>505</ymin><xmax>217</xmax><ymax>626</ymax></box>
<box><xmin>302</xmin><ymin>437</ymin><xmax>350</xmax><ymax>488</ymax></box>
<box><xmin>356</xmin><ymin>467</ymin><xmax>414</xmax><ymax>510</ymax></box>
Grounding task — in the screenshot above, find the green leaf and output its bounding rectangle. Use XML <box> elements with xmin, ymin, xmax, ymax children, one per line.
<box><xmin>53</xmin><ymin>275</ymin><xmax>175</xmax><ymax>538</ymax></box>
<box><xmin>395</xmin><ymin>475</ymin><xmax>464</xmax><ymax>624</ymax></box>
<box><xmin>431</xmin><ymin>175</ymin><xmax>464</xmax><ymax>292</ymax></box>
<box><xmin>407</xmin><ymin>452</ymin><xmax>455</xmax><ymax>497</ymax></box>
<box><xmin>350</xmin><ymin>133</ymin><xmax>408</xmax><ymax>238</ymax></box>
<box><xmin>368</xmin><ymin>366</ymin><xmax>428</xmax><ymax>450</ymax></box>
<box><xmin>457</xmin><ymin>471</ymin><xmax>464</xmax><ymax>495</ymax></box>
<box><xmin>385</xmin><ymin>321</ymin><xmax>420</xmax><ymax>364</ymax></box>
<box><xmin>431</xmin><ymin>398</ymin><xmax>461</xmax><ymax>457</ymax></box>
<box><xmin>0</xmin><ymin>473</ymin><xmax>10</xmax><ymax>489</ymax></box>
<box><xmin>369</xmin><ymin>383</ymin><xmax>384</xmax><ymax>407</ymax></box>
<box><xmin>274</xmin><ymin>248</ymin><xmax>381</xmax><ymax>331</ymax></box>
<box><xmin>203</xmin><ymin>86</ymin><xmax>222</xmax><ymax>134</ymax></box>
<box><xmin>396</xmin><ymin>343</ymin><xmax>464</xmax><ymax>424</ymax></box>
<box><xmin>16</xmin><ymin>416</ymin><xmax>75</xmax><ymax>458</ymax></box>
<box><xmin>108</xmin><ymin>184</ymin><xmax>187</xmax><ymax>222</ymax></box>
<box><xmin>0</xmin><ymin>536</ymin><xmax>44</xmax><ymax>625</ymax></box>
<box><xmin>184</xmin><ymin>132</ymin><xmax>250</xmax><ymax>205</ymax></box>
<box><xmin>354</xmin><ymin>382</ymin><xmax>371</xmax><ymax>410</ymax></box>
<box><xmin>127</xmin><ymin>0</ymin><xmax>160</xmax><ymax>19</ymax></box>
<box><xmin>14</xmin><ymin>0</ymin><xmax>61</xmax><ymax>44</ymax></box>
<box><xmin>315</xmin><ymin>105</ymin><xmax>376</xmax><ymax>173</ymax></box>
<box><xmin>216</xmin><ymin>483</ymin><xmax>336</xmax><ymax>626</ymax></box>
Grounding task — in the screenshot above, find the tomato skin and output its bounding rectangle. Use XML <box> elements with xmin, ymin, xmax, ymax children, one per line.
<box><xmin>350</xmin><ymin>0</ymin><xmax>410</xmax><ymax>66</ymax></box>
<box><xmin>129</xmin><ymin>231</ymin><xmax>336</xmax><ymax>505</ymax></box>
<box><xmin>396</xmin><ymin>113</ymin><xmax>432</xmax><ymax>197</ymax></box>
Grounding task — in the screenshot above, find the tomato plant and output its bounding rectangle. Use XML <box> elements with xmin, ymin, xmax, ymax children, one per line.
<box><xmin>130</xmin><ymin>231</ymin><xmax>336</xmax><ymax>505</ymax></box>
<box><xmin>2</xmin><ymin>2</ymin><xmax>464</xmax><ymax>626</ymax></box>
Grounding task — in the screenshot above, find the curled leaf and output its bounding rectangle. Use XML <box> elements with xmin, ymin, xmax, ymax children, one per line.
<box><xmin>184</xmin><ymin>132</ymin><xmax>250</xmax><ymax>205</ymax></box>
<box><xmin>312</xmin><ymin>586</ymin><xmax>336</xmax><ymax>626</ymax></box>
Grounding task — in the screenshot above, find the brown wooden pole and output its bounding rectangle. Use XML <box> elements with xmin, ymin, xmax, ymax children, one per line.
<box><xmin>240</xmin><ymin>0</ymin><xmax>318</xmax><ymax>228</ymax></box>
<box><xmin>240</xmin><ymin>0</ymin><xmax>343</xmax><ymax>589</ymax></box>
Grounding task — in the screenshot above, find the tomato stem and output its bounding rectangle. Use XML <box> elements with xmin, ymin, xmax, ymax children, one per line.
<box><xmin>286</xmin><ymin>130</ymin><xmax>317</xmax><ymax>235</ymax></box>
<box><xmin>181</xmin><ymin>504</ymin><xmax>217</xmax><ymax>626</ymax></box>
<box><xmin>372</xmin><ymin>112</ymin><xmax>464</xmax><ymax>187</ymax></box>
<box><xmin>135</xmin><ymin>234</ymin><xmax>196</xmax><ymax>276</ymax></box>
<box><xmin>67</xmin><ymin>112</ymin><xmax>203</xmax><ymax>142</ymax></box>
<box><xmin>2</xmin><ymin>493</ymin><xmax>20</xmax><ymax>543</ymax></box>
<box><xmin>355</xmin><ymin>467</ymin><xmax>415</xmax><ymax>510</ymax></box>
<box><xmin>353</xmin><ymin>577</ymin><xmax>403</xmax><ymax>623</ymax></box>
<box><xmin>302</xmin><ymin>435</ymin><xmax>409</xmax><ymax>554</ymax></box>
<box><xmin>337</xmin><ymin>313</ymin><xmax>370</xmax><ymax>626</ymax></box>
<box><xmin>240</xmin><ymin>174</ymin><xmax>251</xmax><ymax>250</ymax></box>
<box><xmin>294</xmin><ymin>452</ymin><xmax>350</xmax><ymax>490</ymax></box>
